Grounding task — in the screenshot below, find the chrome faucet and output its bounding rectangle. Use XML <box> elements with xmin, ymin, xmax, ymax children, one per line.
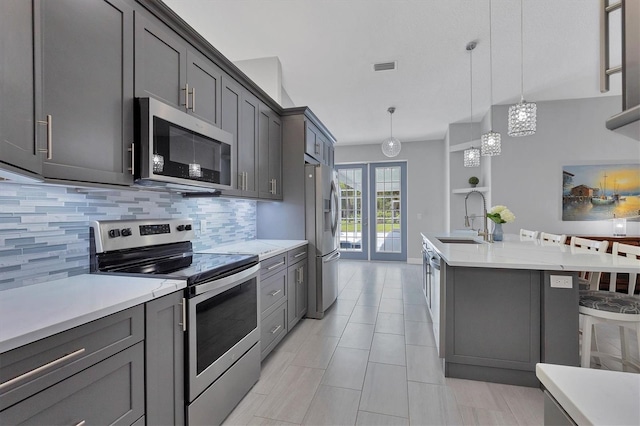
<box><xmin>464</xmin><ymin>190</ymin><xmax>492</xmax><ymax>242</ymax></box>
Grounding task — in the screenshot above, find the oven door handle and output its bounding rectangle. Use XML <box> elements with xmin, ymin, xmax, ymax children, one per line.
<box><xmin>191</xmin><ymin>264</ymin><xmax>260</xmax><ymax>297</ymax></box>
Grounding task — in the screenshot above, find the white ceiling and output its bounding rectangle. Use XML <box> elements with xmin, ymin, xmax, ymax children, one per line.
<box><xmin>163</xmin><ymin>0</ymin><xmax>622</xmax><ymax>145</ymax></box>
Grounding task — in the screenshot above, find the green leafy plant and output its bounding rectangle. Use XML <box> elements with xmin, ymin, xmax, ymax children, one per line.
<box><xmin>486</xmin><ymin>205</ymin><xmax>516</xmax><ymax>224</ymax></box>
<box><xmin>468</xmin><ymin>176</ymin><xmax>479</xmax><ymax>185</ymax></box>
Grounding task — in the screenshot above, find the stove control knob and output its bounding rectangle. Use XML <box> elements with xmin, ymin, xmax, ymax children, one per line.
<box><xmin>121</xmin><ymin>228</ymin><xmax>132</xmax><ymax>237</ymax></box>
<box><xmin>176</xmin><ymin>225</ymin><xmax>185</xmax><ymax>231</ymax></box>
<box><xmin>108</xmin><ymin>229</ymin><xmax>120</xmax><ymax>238</ymax></box>
<box><xmin>185</xmin><ymin>224</ymin><xmax>192</xmax><ymax>231</ymax></box>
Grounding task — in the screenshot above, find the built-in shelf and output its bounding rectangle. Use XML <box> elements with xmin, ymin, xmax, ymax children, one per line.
<box><xmin>449</xmin><ymin>140</ymin><xmax>481</xmax><ymax>153</ymax></box>
<box><xmin>452</xmin><ymin>186</ymin><xmax>489</xmax><ymax>194</ymax></box>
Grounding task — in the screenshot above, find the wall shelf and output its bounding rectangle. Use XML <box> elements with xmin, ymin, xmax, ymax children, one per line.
<box><xmin>452</xmin><ymin>186</ymin><xmax>490</xmax><ymax>194</ymax></box>
<box><xmin>449</xmin><ymin>140</ymin><xmax>481</xmax><ymax>153</ymax></box>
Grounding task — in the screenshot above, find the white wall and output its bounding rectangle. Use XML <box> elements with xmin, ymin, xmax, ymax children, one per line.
<box><xmin>489</xmin><ymin>96</ymin><xmax>640</xmax><ymax>236</ymax></box>
<box><xmin>335</xmin><ymin>139</ymin><xmax>445</xmax><ymax>262</ymax></box>
<box><xmin>233</xmin><ymin>56</ymin><xmax>283</xmax><ymax>104</ymax></box>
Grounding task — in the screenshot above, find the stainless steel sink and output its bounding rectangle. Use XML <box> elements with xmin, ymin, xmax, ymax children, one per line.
<box><xmin>437</xmin><ymin>237</ymin><xmax>483</xmax><ymax>244</ymax></box>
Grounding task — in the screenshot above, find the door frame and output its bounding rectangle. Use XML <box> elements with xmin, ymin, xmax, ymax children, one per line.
<box><xmin>336</xmin><ymin>163</ymin><xmax>369</xmax><ymax>260</ymax></box>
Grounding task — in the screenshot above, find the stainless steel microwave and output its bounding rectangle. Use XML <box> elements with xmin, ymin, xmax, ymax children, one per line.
<box><xmin>135</xmin><ymin>97</ymin><xmax>234</xmax><ymax>192</ymax></box>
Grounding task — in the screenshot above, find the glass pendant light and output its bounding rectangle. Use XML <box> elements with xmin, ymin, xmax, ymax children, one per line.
<box><xmin>464</xmin><ymin>41</ymin><xmax>480</xmax><ymax>168</ymax></box>
<box><xmin>508</xmin><ymin>0</ymin><xmax>537</xmax><ymax>137</ymax></box>
<box><xmin>481</xmin><ymin>0</ymin><xmax>501</xmax><ymax>157</ymax></box>
<box><xmin>381</xmin><ymin>107</ymin><xmax>401</xmax><ymax>157</ymax></box>
<box><xmin>152</xmin><ymin>153</ymin><xmax>164</xmax><ymax>173</ymax></box>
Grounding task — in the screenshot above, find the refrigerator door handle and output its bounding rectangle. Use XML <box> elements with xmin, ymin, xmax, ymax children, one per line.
<box><xmin>324</xmin><ymin>250</ymin><xmax>341</xmax><ymax>263</ymax></box>
<box><xmin>329</xmin><ymin>180</ymin><xmax>339</xmax><ymax>236</ymax></box>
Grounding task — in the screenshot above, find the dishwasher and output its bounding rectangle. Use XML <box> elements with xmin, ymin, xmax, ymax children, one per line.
<box><xmin>421</xmin><ymin>241</ymin><xmax>431</xmax><ymax>307</ymax></box>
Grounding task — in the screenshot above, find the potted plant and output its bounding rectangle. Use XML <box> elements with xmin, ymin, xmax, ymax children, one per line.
<box><xmin>468</xmin><ymin>176</ymin><xmax>479</xmax><ymax>188</ymax></box>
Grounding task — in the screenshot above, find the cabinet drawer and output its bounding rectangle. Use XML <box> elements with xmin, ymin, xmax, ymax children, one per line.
<box><xmin>0</xmin><ymin>306</ymin><xmax>144</xmax><ymax>410</ymax></box>
<box><xmin>287</xmin><ymin>245</ymin><xmax>308</xmax><ymax>264</ymax></box>
<box><xmin>0</xmin><ymin>342</ymin><xmax>145</xmax><ymax>425</ymax></box>
<box><xmin>260</xmin><ymin>301</ymin><xmax>287</xmax><ymax>360</ymax></box>
<box><xmin>261</xmin><ymin>270</ymin><xmax>287</xmax><ymax>316</ymax></box>
<box><xmin>260</xmin><ymin>253</ymin><xmax>287</xmax><ymax>279</ymax></box>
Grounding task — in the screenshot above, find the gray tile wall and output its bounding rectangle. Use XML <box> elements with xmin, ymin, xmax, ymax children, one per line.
<box><xmin>0</xmin><ymin>182</ymin><xmax>256</xmax><ymax>291</ymax></box>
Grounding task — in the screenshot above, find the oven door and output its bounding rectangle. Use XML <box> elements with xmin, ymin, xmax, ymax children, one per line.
<box><xmin>187</xmin><ymin>264</ymin><xmax>260</xmax><ymax>402</ymax></box>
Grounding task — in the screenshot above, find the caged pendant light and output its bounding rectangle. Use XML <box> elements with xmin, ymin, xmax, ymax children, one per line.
<box><xmin>464</xmin><ymin>42</ymin><xmax>480</xmax><ymax>168</ymax></box>
<box><xmin>481</xmin><ymin>0</ymin><xmax>501</xmax><ymax>157</ymax></box>
<box><xmin>381</xmin><ymin>107</ymin><xmax>401</xmax><ymax>157</ymax></box>
<box><xmin>508</xmin><ymin>0</ymin><xmax>537</xmax><ymax>137</ymax></box>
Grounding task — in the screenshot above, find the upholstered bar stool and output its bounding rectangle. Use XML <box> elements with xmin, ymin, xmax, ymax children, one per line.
<box><xmin>519</xmin><ymin>229</ymin><xmax>538</xmax><ymax>240</ymax></box>
<box><xmin>579</xmin><ymin>241</ymin><xmax>640</xmax><ymax>371</ymax></box>
<box><xmin>540</xmin><ymin>232</ymin><xmax>566</xmax><ymax>245</ymax></box>
<box><xmin>570</xmin><ymin>236</ymin><xmax>609</xmax><ymax>290</ymax></box>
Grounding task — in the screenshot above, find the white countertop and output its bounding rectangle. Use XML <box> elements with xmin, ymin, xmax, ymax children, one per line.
<box><xmin>536</xmin><ymin>363</ymin><xmax>640</xmax><ymax>426</ymax></box>
<box><xmin>198</xmin><ymin>239</ymin><xmax>308</xmax><ymax>261</ymax></box>
<box><xmin>0</xmin><ymin>274</ymin><xmax>186</xmax><ymax>353</ymax></box>
<box><xmin>421</xmin><ymin>232</ymin><xmax>640</xmax><ymax>273</ymax></box>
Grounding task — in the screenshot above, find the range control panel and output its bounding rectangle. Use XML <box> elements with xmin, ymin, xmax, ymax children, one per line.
<box><xmin>91</xmin><ymin>219</ymin><xmax>195</xmax><ymax>253</ymax></box>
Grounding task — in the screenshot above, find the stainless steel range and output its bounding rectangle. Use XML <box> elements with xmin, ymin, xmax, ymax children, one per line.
<box><xmin>90</xmin><ymin>218</ymin><xmax>260</xmax><ymax>426</ymax></box>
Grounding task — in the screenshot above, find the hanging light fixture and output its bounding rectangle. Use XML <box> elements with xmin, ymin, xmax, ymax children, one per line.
<box><xmin>508</xmin><ymin>0</ymin><xmax>537</xmax><ymax>137</ymax></box>
<box><xmin>381</xmin><ymin>107</ymin><xmax>401</xmax><ymax>157</ymax></box>
<box><xmin>464</xmin><ymin>41</ymin><xmax>480</xmax><ymax>167</ymax></box>
<box><xmin>481</xmin><ymin>0</ymin><xmax>501</xmax><ymax>157</ymax></box>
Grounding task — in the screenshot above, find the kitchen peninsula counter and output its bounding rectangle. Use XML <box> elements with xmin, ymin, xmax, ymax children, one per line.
<box><xmin>420</xmin><ymin>232</ymin><xmax>640</xmax><ymax>388</ymax></box>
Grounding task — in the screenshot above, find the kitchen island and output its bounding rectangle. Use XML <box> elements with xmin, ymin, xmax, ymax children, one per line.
<box><xmin>421</xmin><ymin>232</ymin><xmax>640</xmax><ymax>387</ymax></box>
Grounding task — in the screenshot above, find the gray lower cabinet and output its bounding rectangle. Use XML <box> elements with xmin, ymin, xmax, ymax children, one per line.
<box><xmin>134</xmin><ymin>10</ymin><xmax>222</xmax><ymax>127</ymax></box>
<box><xmin>1</xmin><ymin>343</ymin><xmax>145</xmax><ymax>426</ymax></box>
<box><xmin>39</xmin><ymin>0</ymin><xmax>135</xmax><ymax>185</ymax></box>
<box><xmin>145</xmin><ymin>291</ymin><xmax>185</xmax><ymax>426</ymax></box>
<box><xmin>0</xmin><ymin>0</ymin><xmax>40</xmax><ymax>176</ymax></box>
<box><xmin>287</xmin><ymin>256</ymin><xmax>308</xmax><ymax>331</ymax></box>
<box><xmin>258</xmin><ymin>104</ymin><xmax>283</xmax><ymax>200</ymax></box>
<box><xmin>0</xmin><ymin>306</ymin><xmax>145</xmax><ymax>423</ymax></box>
<box><xmin>543</xmin><ymin>391</ymin><xmax>577</xmax><ymax>426</ymax></box>
<box><xmin>260</xmin><ymin>259</ymin><xmax>287</xmax><ymax>360</ymax></box>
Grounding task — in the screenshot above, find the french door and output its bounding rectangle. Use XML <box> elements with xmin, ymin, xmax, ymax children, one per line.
<box><xmin>336</xmin><ymin>162</ymin><xmax>407</xmax><ymax>262</ymax></box>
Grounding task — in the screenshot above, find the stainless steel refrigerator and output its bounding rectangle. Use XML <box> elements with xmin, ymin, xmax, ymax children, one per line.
<box><xmin>305</xmin><ymin>163</ymin><xmax>341</xmax><ymax>319</ymax></box>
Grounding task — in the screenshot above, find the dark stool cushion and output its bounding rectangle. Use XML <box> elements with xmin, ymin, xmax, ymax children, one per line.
<box><xmin>579</xmin><ymin>290</ymin><xmax>640</xmax><ymax>315</ymax></box>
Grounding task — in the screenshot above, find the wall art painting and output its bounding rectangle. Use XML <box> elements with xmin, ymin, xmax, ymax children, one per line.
<box><xmin>562</xmin><ymin>163</ymin><xmax>640</xmax><ymax>221</ymax></box>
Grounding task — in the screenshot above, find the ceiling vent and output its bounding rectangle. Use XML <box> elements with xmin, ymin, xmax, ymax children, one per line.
<box><xmin>373</xmin><ymin>61</ymin><xmax>397</xmax><ymax>72</ymax></box>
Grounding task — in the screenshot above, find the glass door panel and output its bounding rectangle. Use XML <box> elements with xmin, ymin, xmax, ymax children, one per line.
<box><xmin>370</xmin><ymin>162</ymin><xmax>406</xmax><ymax>261</ymax></box>
<box><xmin>336</xmin><ymin>164</ymin><xmax>368</xmax><ymax>260</ymax></box>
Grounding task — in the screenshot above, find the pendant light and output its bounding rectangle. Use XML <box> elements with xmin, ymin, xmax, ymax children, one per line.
<box><xmin>381</xmin><ymin>107</ymin><xmax>401</xmax><ymax>157</ymax></box>
<box><xmin>508</xmin><ymin>0</ymin><xmax>537</xmax><ymax>137</ymax></box>
<box><xmin>481</xmin><ymin>0</ymin><xmax>501</xmax><ymax>157</ymax></box>
<box><xmin>464</xmin><ymin>42</ymin><xmax>480</xmax><ymax>168</ymax></box>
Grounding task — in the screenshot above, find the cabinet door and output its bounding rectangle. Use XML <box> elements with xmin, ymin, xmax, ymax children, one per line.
<box><xmin>186</xmin><ymin>49</ymin><xmax>222</xmax><ymax>127</ymax></box>
<box><xmin>39</xmin><ymin>0</ymin><xmax>134</xmax><ymax>185</ymax></box>
<box><xmin>134</xmin><ymin>11</ymin><xmax>187</xmax><ymax>109</ymax></box>
<box><xmin>0</xmin><ymin>0</ymin><xmax>40</xmax><ymax>175</ymax></box>
<box><xmin>296</xmin><ymin>260</ymin><xmax>308</xmax><ymax>320</ymax></box>
<box><xmin>287</xmin><ymin>260</ymin><xmax>308</xmax><ymax>330</ymax></box>
<box><xmin>305</xmin><ymin>122</ymin><xmax>318</xmax><ymax>160</ymax></box>
<box><xmin>240</xmin><ymin>90</ymin><xmax>259</xmax><ymax>197</ymax></box>
<box><xmin>258</xmin><ymin>105</ymin><xmax>270</xmax><ymax>198</ymax></box>
<box><xmin>268</xmin><ymin>111</ymin><xmax>283</xmax><ymax>199</ymax></box>
<box><xmin>221</xmin><ymin>75</ymin><xmax>242</xmax><ymax>195</ymax></box>
<box><xmin>145</xmin><ymin>291</ymin><xmax>185</xmax><ymax>426</ymax></box>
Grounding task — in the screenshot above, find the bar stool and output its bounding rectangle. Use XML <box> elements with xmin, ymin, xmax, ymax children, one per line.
<box><xmin>579</xmin><ymin>241</ymin><xmax>640</xmax><ymax>371</ymax></box>
<box><xmin>540</xmin><ymin>232</ymin><xmax>566</xmax><ymax>245</ymax></box>
<box><xmin>570</xmin><ymin>237</ymin><xmax>609</xmax><ymax>290</ymax></box>
<box><xmin>519</xmin><ymin>229</ymin><xmax>538</xmax><ymax>240</ymax></box>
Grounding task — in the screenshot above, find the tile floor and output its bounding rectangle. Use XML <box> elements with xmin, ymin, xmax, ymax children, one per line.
<box><xmin>223</xmin><ymin>260</ymin><xmax>551</xmax><ymax>425</ymax></box>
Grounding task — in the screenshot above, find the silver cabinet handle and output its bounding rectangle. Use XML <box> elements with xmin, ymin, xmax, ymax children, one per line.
<box><xmin>267</xmin><ymin>260</ymin><xmax>285</xmax><ymax>271</ymax></box>
<box><xmin>75</xmin><ymin>421</ymin><xmax>86</xmax><ymax>426</ymax></box>
<box><xmin>268</xmin><ymin>289</ymin><xmax>282</xmax><ymax>297</ymax></box>
<box><xmin>244</xmin><ymin>172</ymin><xmax>248</xmax><ymax>191</ymax></box>
<box><xmin>190</xmin><ymin>86</ymin><xmax>195</xmax><ymax>112</ymax></box>
<box><xmin>293</xmin><ymin>251</ymin><xmax>306</xmax><ymax>258</ymax></box>
<box><xmin>238</xmin><ymin>172</ymin><xmax>244</xmax><ymax>191</ymax></box>
<box><xmin>315</xmin><ymin>141</ymin><xmax>320</xmax><ymax>154</ymax></box>
<box><xmin>600</xmin><ymin>0</ymin><xmax>622</xmax><ymax>92</ymax></box>
<box><xmin>37</xmin><ymin>114</ymin><xmax>52</xmax><ymax>160</ymax></box>
<box><xmin>270</xmin><ymin>325</ymin><xmax>282</xmax><ymax>334</ymax></box>
<box><xmin>182</xmin><ymin>83</ymin><xmax>190</xmax><ymax>111</ymax></box>
<box><xmin>179</xmin><ymin>297</ymin><xmax>187</xmax><ymax>332</ymax></box>
<box><xmin>0</xmin><ymin>348</ymin><xmax>85</xmax><ymax>391</ymax></box>
<box><xmin>128</xmin><ymin>143</ymin><xmax>135</xmax><ymax>175</ymax></box>
<box><xmin>270</xmin><ymin>178</ymin><xmax>277</xmax><ymax>195</ymax></box>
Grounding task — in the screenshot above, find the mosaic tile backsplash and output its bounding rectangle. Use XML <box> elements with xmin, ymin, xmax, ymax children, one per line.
<box><xmin>0</xmin><ymin>182</ymin><xmax>256</xmax><ymax>291</ymax></box>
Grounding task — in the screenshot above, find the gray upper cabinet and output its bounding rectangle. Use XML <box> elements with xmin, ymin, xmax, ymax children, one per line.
<box><xmin>305</xmin><ymin>123</ymin><xmax>322</xmax><ymax>163</ymax></box>
<box><xmin>0</xmin><ymin>0</ymin><xmax>40</xmax><ymax>176</ymax></box>
<box><xmin>38</xmin><ymin>0</ymin><xmax>135</xmax><ymax>185</ymax></box>
<box><xmin>135</xmin><ymin>12</ymin><xmax>222</xmax><ymax>127</ymax></box>
<box><xmin>258</xmin><ymin>104</ymin><xmax>282</xmax><ymax>200</ymax></box>
<box><xmin>221</xmin><ymin>75</ymin><xmax>259</xmax><ymax>198</ymax></box>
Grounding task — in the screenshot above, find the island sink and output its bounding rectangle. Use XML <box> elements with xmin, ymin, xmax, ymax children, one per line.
<box><xmin>437</xmin><ymin>237</ymin><xmax>483</xmax><ymax>244</ymax></box>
